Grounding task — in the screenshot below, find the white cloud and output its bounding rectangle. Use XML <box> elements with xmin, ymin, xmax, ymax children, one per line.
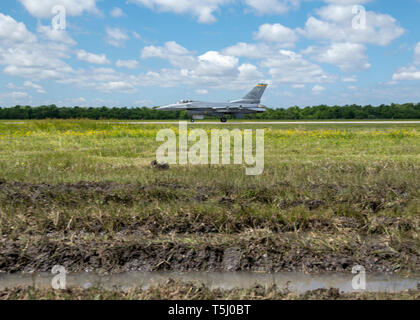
<box><xmin>37</xmin><ymin>25</ymin><xmax>76</xmax><ymax>45</ymax></box>
<box><xmin>300</xmin><ymin>4</ymin><xmax>404</xmax><ymax>46</ymax></box>
<box><xmin>130</xmin><ymin>0</ymin><xmax>300</xmax><ymax>23</ymax></box>
<box><xmin>111</xmin><ymin>7</ymin><xmax>125</xmax><ymax>18</ymax></box>
<box><xmin>238</xmin><ymin>63</ymin><xmax>263</xmax><ymax>79</ymax></box>
<box><xmin>392</xmin><ymin>42</ymin><xmax>420</xmax><ymax>81</ymax></box>
<box><xmin>312</xmin><ymin>85</ymin><xmax>325</xmax><ymax>93</ymax></box>
<box><xmin>132</xmin><ymin>31</ymin><xmax>142</xmax><ymax>39</ymax></box>
<box><xmin>4</xmin><ymin>91</ymin><xmax>30</xmax><ymax>100</ymax></box>
<box><xmin>58</xmin><ymin>67</ymin><xmax>138</xmax><ymax>93</ymax></box>
<box><xmin>18</xmin><ymin>0</ymin><xmax>98</xmax><ymax>18</ymax></box>
<box><xmin>292</xmin><ymin>84</ymin><xmax>305</xmax><ymax>89</ymax></box>
<box><xmin>244</xmin><ymin>0</ymin><xmax>299</xmax><ymax>15</ymax></box>
<box><xmin>254</xmin><ymin>23</ymin><xmax>298</xmax><ymax>47</ymax></box>
<box><xmin>57</xmin><ymin>67</ymin><xmax>137</xmax><ymax>93</ymax></box>
<box><xmin>4</xmin><ymin>64</ymin><xmax>67</xmax><ymax>80</ymax></box>
<box><xmin>72</xmin><ymin>97</ymin><xmax>86</xmax><ymax>104</ymax></box>
<box><xmin>106</xmin><ymin>27</ymin><xmax>129</xmax><ymax>47</ymax></box>
<box><xmin>196</xmin><ymin>51</ymin><xmax>239</xmax><ymax>76</ymax></box>
<box><xmin>0</xmin><ymin>13</ymin><xmax>36</xmax><ymax>43</ymax></box>
<box><xmin>261</xmin><ymin>50</ymin><xmax>334</xmax><ymax>84</ymax></box>
<box><xmin>141</xmin><ymin>41</ymin><xmax>196</xmax><ymax>68</ymax></box>
<box><xmin>0</xmin><ymin>14</ymin><xmax>77</xmax><ymax>82</ymax></box>
<box><xmin>24</xmin><ymin>81</ymin><xmax>46</xmax><ymax>93</ymax></box>
<box><xmin>342</xmin><ymin>75</ymin><xmax>357</xmax><ymax>82</ymax></box>
<box><xmin>104</xmin><ymin>81</ymin><xmax>135</xmax><ymax>91</ymax></box>
<box><xmin>393</xmin><ymin>66</ymin><xmax>420</xmax><ymax>81</ymax></box>
<box><xmin>304</xmin><ymin>42</ymin><xmax>370</xmax><ymax>72</ymax></box>
<box><xmin>141</xmin><ymin>41</ymin><xmax>266</xmax><ymax>89</ymax></box>
<box><xmin>76</xmin><ymin>50</ymin><xmax>110</xmax><ymax>64</ymax></box>
<box><xmin>129</xmin><ymin>0</ymin><xmax>231</xmax><ymax>23</ymax></box>
<box><xmin>12</xmin><ymin>91</ymin><xmax>29</xmax><ymax>99</ymax></box>
<box><xmin>0</xmin><ymin>17</ymin><xmax>73</xmax><ymax>80</ymax></box>
<box><xmin>116</xmin><ymin>60</ymin><xmax>139</xmax><ymax>69</ymax></box>
<box><xmin>323</xmin><ymin>0</ymin><xmax>372</xmax><ymax>4</ymax></box>
<box><xmin>196</xmin><ymin>89</ymin><xmax>208</xmax><ymax>94</ymax></box>
<box><xmin>222</xmin><ymin>42</ymin><xmax>274</xmax><ymax>59</ymax></box>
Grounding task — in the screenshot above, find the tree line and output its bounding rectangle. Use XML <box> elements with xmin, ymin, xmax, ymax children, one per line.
<box><xmin>0</xmin><ymin>103</ymin><xmax>419</xmax><ymax>120</ymax></box>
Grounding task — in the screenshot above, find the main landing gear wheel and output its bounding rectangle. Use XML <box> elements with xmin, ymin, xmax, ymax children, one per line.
<box><xmin>190</xmin><ymin>119</ymin><xmax>195</xmax><ymax>122</ymax></box>
<box><xmin>220</xmin><ymin>117</ymin><xmax>227</xmax><ymax>123</ymax></box>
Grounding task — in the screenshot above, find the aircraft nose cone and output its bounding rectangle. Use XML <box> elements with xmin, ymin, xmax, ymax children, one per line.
<box><xmin>157</xmin><ymin>104</ymin><xmax>179</xmax><ymax>111</ymax></box>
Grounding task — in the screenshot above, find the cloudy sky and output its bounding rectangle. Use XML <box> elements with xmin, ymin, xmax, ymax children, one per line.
<box><xmin>0</xmin><ymin>0</ymin><xmax>419</xmax><ymax>108</ymax></box>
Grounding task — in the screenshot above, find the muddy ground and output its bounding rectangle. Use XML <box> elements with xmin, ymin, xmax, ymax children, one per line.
<box><xmin>1</xmin><ymin>233</ymin><xmax>419</xmax><ymax>273</ymax></box>
<box><xmin>0</xmin><ymin>180</ymin><xmax>419</xmax><ymax>274</ymax></box>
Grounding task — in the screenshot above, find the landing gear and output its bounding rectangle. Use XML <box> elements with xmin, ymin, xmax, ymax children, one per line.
<box><xmin>220</xmin><ymin>117</ymin><xmax>227</xmax><ymax>123</ymax></box>
<box><xmin>190</xmin><ymin>119</ymin><xmax>195</xmax><ymax>123</ymax></box>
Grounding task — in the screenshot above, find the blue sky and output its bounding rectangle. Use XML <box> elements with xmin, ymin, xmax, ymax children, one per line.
<box><xmin>0</xmin><ymin>0</ymin><xmax>419</xmax><ymax>108</ymax></box>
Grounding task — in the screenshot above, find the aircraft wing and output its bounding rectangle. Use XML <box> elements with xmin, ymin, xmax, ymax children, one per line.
<box><xmin>211</xmin><ymin>106</ymin><xmax>243</xmax><ymax>112</ymax></box>
<box><xmin>184</xmin><ymin>106</ymin><xmax>239</xmax><ymax>113</ymax></box>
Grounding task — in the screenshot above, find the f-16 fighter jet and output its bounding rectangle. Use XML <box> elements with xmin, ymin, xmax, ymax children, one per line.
<box><xmin>157</xmin><ymin>84</ymin><xmax>268</xmax><ymax>122</ymax></box>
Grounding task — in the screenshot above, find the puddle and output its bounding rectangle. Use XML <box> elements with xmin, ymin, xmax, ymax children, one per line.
<box><xmin>0</xmin><ymin>272</ymin><xmax>419</xmax><ymax>294</ymax></box>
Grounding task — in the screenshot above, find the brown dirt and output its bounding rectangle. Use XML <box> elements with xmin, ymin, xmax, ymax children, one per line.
<box><xmin>1</xmin><ymin>233</ymin><xmax>418</xmax><ymax>273</ymax></box>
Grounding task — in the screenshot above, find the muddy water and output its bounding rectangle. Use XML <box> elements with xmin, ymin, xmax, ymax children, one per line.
<box><xmin>1</xmin><ymin>272</ymin><xmax>419</xmax><ymax>294</ymax></box>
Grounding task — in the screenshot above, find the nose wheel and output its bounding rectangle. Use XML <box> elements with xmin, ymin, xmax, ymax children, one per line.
<box><xmin>220</xmin><ymin>117</ymin><xmax>227</xmax><ymax>123</ymax></box>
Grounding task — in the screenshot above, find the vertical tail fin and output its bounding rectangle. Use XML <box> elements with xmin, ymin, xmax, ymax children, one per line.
<box><xmin>242</xmin><ymin>83</ymin><xmax>268</xmax><ymax>103</ymax></box>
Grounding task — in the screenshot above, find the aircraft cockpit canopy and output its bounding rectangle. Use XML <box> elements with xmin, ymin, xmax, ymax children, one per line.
<box><xmin>178</xmin><ymin>100</ymin><xmax>194</xmax><ymax>104</ymax></box>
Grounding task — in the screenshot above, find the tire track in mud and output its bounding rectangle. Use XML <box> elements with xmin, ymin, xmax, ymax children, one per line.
<box><xmin>0</xmin><ymin>180</ymin><xmax>418</xmax><ymax>274</ymax></box>
<box><xmin>1</xmin><ymin>234</ymin><xmax>418</xmax><ymax>274</ymax></box>
<box><xmin>0</xmin><ymin>180</ymin><xmax>414</xmax><ymax>211</ymax></box>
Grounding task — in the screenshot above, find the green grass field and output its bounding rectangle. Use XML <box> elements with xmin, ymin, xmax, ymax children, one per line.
<box><xmin>0</xmin><ymin>120</ymin><xmax>419</xmax><ymax>299</ymax></box>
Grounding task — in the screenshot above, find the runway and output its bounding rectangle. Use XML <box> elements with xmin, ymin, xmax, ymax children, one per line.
<box><xmin>108</xmin><ymin>121</ymin><xmax>420</xmax><ymax>125</ymax></box>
